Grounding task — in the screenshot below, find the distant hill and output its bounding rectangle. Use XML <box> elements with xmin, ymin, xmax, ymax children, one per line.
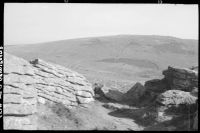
<box><xmin>5</xmin><ymin>35</ymin><xmax>198</xmax><ymax>88</ymax></box>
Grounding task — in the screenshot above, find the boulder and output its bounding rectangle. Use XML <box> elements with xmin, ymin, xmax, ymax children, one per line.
<box><xmin>156</xmin><ymin>90</ymin><xmax>197</xmax><ymax>106</ymax></box>
<box><xmin>140</xmin><ymin>66</ymin><xmax>198</xmax><ymax>130</ymax></box>
<box><xmin>93</xmin><ymin>83</ymin><xmax>105</xmax><ymax>98</ymax></box>
<box><xmin>93</xmin><ymin>83</ymin><xmax>124</xmax><ymax>102</ymax></box>
<box><xmin>155</xmin><ymin>89</ymin><xmax>198</xmax><ymax>124</ymax></box>
<box><xmin>104</xmin><ymin>89</ymin><xmax>124</xmax><ymax>102</ymax></box>
<box><xmin>4</xmin><ymin>53</ymin><xmax>94</xmax><ymax>130</ymax></box>
<box><xmin>129</xmin><ymin>78</ymin><xmax>168</xmax><ymax>106</ymax></box>
<box><xmin>145</xmin><ymin>78</ymin><xmax>169</xmax><ymax>94</ymax></box>
<box><xmin>163</xmin><ymin>66</ymin><xmax>198</xmax><ymax>91</ymax></box>
<box><xmin>122</xmin><ymin>82</ymin><xmax>146</xmax><ymax>104</ymax></box>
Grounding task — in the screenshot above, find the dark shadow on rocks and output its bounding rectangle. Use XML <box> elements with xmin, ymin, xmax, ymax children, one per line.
<box><xmin>93</xmin><ymin>79</ymin><xmax>165</xmax><ymax>108</ymax></box>
<box><xmin>164</xmin><ymin>104</ymin><xmax>197</xmax><ymax>116</ymax></box>
<box><xmin>107</xmin><ymin>105</ymin><xmax>158</xmax><ymax>127</ymax></box>
<box><xmin>106</xmin><ymin>101</ymin><xmax>198</xmax><ymax>131</ymax></box>
<box><xmin>118</xmin><ymin>78</ymin><xmax>170</xmax><ymax>108</ymax></box>
<box><xmin>94</xmin><ymin>96</ymin><xmax>116</xmax><ymax>104</ymax></box>
<box><xmin>93</xmin><ymin>82</ymin><xmax>126</xmax><ymax>104</ymax></box>
<box><xmin>143</xmin><ymin>113</ymin><xmax>195</xmax><ymax>131</ymax></box>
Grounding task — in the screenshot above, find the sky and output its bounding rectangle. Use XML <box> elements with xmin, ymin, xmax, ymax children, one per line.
<box><xmin>4</xmin><ymin>3</ymin><xmax>198</xmax><ymax>45</ymax></box>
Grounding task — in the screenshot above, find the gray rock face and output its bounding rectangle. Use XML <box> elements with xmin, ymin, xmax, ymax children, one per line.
<box><xmin>155</xmin><ymin>89</ymin><xmax>197</xmax><ymax>124</ymax></box>
<box><xmin>139</xmin><ymin>66</ymin><xmax>198</xmax><ymax>130</ymax></box>
<box><xmin>104</xmin><ymin>88</ymin><xmax>124</xmax><ymax>102</ymax></box>
<box><xmin>93</xmin><ymin>83</ymin><xmax>105</xmax><ymax>98</ymax></box>
<box><xmin>4</xmin><ymin>53</ymin><xmax>94</xmax><ymax>130</ymax></box>
<box><xmin>163</xmin><ymin>66</ymin><xmax>198</xmax><ymax>91</ymax></box>
<box><xmin>122</xmin><ymin>82</ymin><xmax>146</xmax><ymax>104</ymax></box>
<box><xmin>144</xmin><ymin>79</ymin><xmax>168</xmax><ymax>94</ymax></box>
<box><xmin>140</xmin><ymin>79</ymin><xmax>169</xmax><ymax>105</ymax></box>
<box><xmin>93</xmin><ymin>83</ymin><xmax>124</xmax><ymax>102</ymax></box>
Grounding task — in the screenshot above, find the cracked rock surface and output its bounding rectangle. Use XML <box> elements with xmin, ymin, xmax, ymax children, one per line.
<box><xmin>4</xmin><ymin>53</ymin><xmax>94</xmax><ymax>130</ymax></box>
<box><xmin>163</xmin><ymin>66</ymin><xmax>198</xmax><ymax>91</ymax></box>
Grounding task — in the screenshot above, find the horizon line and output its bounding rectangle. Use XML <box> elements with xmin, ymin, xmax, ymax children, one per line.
<box><xmin>4</xmin><ymin>34</ymin><xmax>198</xmax><ymax>46</ymax></box>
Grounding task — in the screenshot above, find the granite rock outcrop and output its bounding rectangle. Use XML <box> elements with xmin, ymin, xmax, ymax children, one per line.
<box><xmin>4</xmin><ymin>53</ymin><xmax>94</xmax><ymax>130</ymax></box>
<box><xmin>163</xmin><ymin>66</ymin><xmax>198</xmax><ymax>91</ymax></box>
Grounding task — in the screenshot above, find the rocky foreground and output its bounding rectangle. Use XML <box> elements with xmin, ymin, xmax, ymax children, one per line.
<box><xmin>4</xmin><ymin>53</ymin><xmax>94</xmax><ymax>130</ymax></box>
<box><xmin>3</xmin><ymin>53</ymin><xmax>198</xmax><ymax>130</ymax></box>
<box><xmin>95</xmin><ymin>66</ymin><xmax>198</xmax><ymax>131</ymax></box>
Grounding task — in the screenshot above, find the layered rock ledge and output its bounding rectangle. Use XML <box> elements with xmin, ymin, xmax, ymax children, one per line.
<box><xmin>163</xmin><ymin>66</ymin><xmax>198</xmax><ymax>91</ymax></box>
<box><xmin>4</xmin><ymin>53</ymin><xmax>94</xmax><ymax>130</ymax></box>
<box><xmin>93</xmin><ymin>65</ymin><xmax>198</xmax><ymax>131</ymax></box>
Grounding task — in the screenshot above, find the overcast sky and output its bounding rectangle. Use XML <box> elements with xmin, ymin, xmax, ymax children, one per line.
<box><xmin>4</xmin><ymin>3</ymin><xmax>198</xmax><ymax>45</ymax></box>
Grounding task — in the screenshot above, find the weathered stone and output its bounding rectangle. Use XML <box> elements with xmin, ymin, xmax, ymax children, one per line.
<box><xmin>4</xmin><ymin>104</ymin><xmax>37</xmax><ymax>115</ymax></box>
<box><xmin>4</xmin><ymin>94</ymin><xmax>22</xmax><ymax>104</ymax></box>
<box><xmin>123</xmin><ymin>82</ymin><xmax>146</xmax><ymax>104</ymax></box>
<box><xmin>76</xmin><ymin>96</ymin><xmax>94</xmax><ymax>104</ymax></box>
<box><xmin>172</xmin><ymin>78</ymin><xmax>191</xmax><ymax>88</ymax></box>
<box><xmin>4</xmin><ymin>93</ymin><xmax>36</xmax><ymax>105</ymax></box>
<box><xmin>138</xmin><ymin>66</ymin><xmax>198</xmax><ymax>130</ymax></box>
<box><xmin>156</xmin><ymin>90</ymin><xmax>197</xmax><ymax>106</ymax></box>
<box><xmin>37</xmin><ymin>97</ymin><xmax>46</xmax><ymax>104</ymax></box>
<box><xmin>93</xmin><ymin>83</ymin><xmax>124</xmax><ymax>102</ymax></box>
<box><xmin>162</xmin><ymin>66</ymin><xmax>198</xmax><ymax>91</ymax></box>
<box><xmin>4</xmin><ymin>116</ymin><xmax>37</xmax><ymax>130</ymax></box>
<box><xmin>93</xmin><ymin>83</ymin><xmax>105</xmax><ymax>98</ymax></box>
<box><xmin>154</xmin><ymin>89</ymin><xmax>198</xmax><ymax>126</ymax></box>
<box><xmin>4</xmin><ymin>53</ymin><xmax>94</xmax><ymax>130</ymax></box>
<box><xmin>76</xmin><ymin>90</ymin><xmax>93</xmax><ymax>98</ymax></box>
<box><xmin>145</xmin><ymin>79</ymin><xmax>168</xmax><ymax>93</ymax></box>
<box><xmin>104</xmin><ymin>89</ymin><xmax>124</xmax><ymax>102</ymax></box>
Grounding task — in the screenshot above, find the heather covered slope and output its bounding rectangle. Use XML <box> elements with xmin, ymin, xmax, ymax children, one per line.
<box><xmin>5</xmin><ymin>35</ymin><xmax>198</xmax><ymax>91</ymax></box>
